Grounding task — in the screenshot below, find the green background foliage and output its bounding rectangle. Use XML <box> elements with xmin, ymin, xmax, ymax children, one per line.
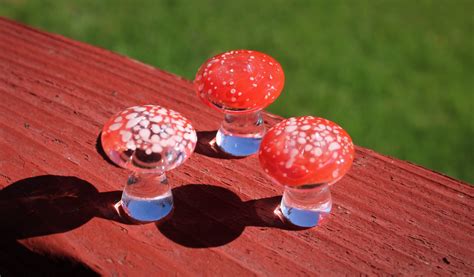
<box><xmin>1</xmin><ymin>0</ymin><xmax>473</xmax><ymax>182</ymax></box>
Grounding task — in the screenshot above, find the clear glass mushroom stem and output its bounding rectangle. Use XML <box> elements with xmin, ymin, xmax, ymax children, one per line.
<box><xmin>121</xmin><ymin>171</ymin><xmax>173</xmax><ymax>222</ymax></box>
<box><xmin>279</xmin><ymin>183</ymin><xmax>332</xmax><ymax>228</ymax></box>
<box><xmin>216</xmin><ymin>110</ymin><xmax>265</xmax><ymax>156</ymax></box>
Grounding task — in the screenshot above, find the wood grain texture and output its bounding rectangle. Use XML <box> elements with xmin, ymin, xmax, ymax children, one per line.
<box><xmin>0</xmin><ymin>17</ymin><xmax>473</xmax><ymax>276</ymax></box>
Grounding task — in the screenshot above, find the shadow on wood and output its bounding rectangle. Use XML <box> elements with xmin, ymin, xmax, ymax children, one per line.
<box><xmin>157</xmin><ymin>184</ymin><xmax>296</xmax><ymax>248</ymax></box>
<box><xmin>0</xmin><ymin>175</ymin><xmax>125</xmax><ymax>275</ymax></box>
<box><xmin>0</xmin><ymin>241</ymin><xmax>99</xmax><ymax>276</ymax></box>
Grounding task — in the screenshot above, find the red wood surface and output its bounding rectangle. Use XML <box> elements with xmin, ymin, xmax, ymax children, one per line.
<box><xmin>0</xmin><ymin>17</ymin><xmax>473</xmax><ymax>276</ymax></box>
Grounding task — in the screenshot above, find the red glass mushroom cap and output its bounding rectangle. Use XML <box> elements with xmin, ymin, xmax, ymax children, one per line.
<box><xmin>101</xmin><ymin>105</ymin><xmax>197</xmax><ymax>173</ymax></box>
<box><xmin>194</xmin><ymin>50</ymin><xmax>284</xmax><ymax>112</ymax></box>
<box><xmin>259</xmin><ymin>116</ymin><xmax>354</xmax><ymax>187</ymax></box>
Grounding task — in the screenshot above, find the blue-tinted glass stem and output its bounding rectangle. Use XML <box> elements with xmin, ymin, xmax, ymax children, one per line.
<box><xmin>280</xmin><ymin>183</ymin><xmax>332</xmax><ymax>228</ymax></box>
<box><xmin>216</xmin><ymin>110</ymin><xmax>265</xmax><ymax>156</ymax></box>
<box><xmin>121</xmin><ymin>172</ymin><xmax>173</xmax><ymax>222</ymax></box>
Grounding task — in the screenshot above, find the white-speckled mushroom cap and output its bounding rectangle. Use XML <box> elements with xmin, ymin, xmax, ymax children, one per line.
<box><xmin>194</xmin><ymin>50</ymin><xmax>284</xmax><ymax>113</ymax></box>
<box><xmin>101</xmin><ymin>105</ymin><xmax>197</xmax><ymax>173</ymax></box>
<box><xmin>259</xmin><ymin>116</ymin><xmax>354</xmax><ymax>186</ymax></box>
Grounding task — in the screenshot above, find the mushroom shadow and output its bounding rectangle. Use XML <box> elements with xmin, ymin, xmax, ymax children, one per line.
<box><xmin>157</xmin><ymin>184</ymin><xmax>298</xmax><ymax>248</ymax></box>
<box><xmin>96</xmin><ymin>132</ymin><xmax>121</xmax><ymax>168</ymax></box>
<box><xmin>195</xmin><ymin>131</ymin><xmax>245</xmax><ymax>159</ymax></box>
<box><xmin>0</xmin><ymin>241</ymin><xmax>98</xmax><ymax>276</ymax></box>
<box><xmin>0</xmin><ymin>175</ymin><xmax>128</xmax><ymax>275</ymax></box>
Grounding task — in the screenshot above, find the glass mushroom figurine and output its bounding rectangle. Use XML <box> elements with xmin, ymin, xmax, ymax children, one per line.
<box><xmin>194</xmin><ymin>50</ymin><xmax>285</xmax><ymax>156</ymax></box>
<box><xmin>101</xmin><ymin>105</ymin><xmax>197</xmax><ymax>222</ymax></box>
<box><xmin>258</xmin><ymin>116</ymin><xmax>354</xmax><ymax>228</ymax></box>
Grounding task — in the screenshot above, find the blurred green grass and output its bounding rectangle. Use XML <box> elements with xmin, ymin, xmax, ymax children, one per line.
<box><xmin>1</xmin><ymin>0</ymin><xmax>473</xmax><ymax>183</ymax></box>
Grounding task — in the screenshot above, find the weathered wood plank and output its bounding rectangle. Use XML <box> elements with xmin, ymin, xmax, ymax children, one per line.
<box><xmin>0</xmin><ymin>17</ymin><xmax>473</xmax><ymax>276</ymax></box>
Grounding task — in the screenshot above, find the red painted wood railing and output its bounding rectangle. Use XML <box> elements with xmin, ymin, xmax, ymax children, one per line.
<box><xmin>0</xmin><ymin>18</ymin><xmax>473</xmax><ymax>275</ymax></box>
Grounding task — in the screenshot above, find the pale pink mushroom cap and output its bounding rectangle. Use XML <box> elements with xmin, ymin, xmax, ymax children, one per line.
<box><xmin>101</xmin><ymin>105</ymin><xmax>197</xmax><ymax>173</ymax></box>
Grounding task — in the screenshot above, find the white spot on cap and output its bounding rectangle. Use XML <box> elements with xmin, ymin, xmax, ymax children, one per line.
<box><xmin>139</xmin><ymin>128</ymin><xmax>151</xmax><ymax>140</ymax></box>
<box><xmin>183</xmin><ymin>133</ymin><xmax>193</xmax><ymax>141</ymax></box>
<box><xmin>189</xmin><ymin>132</ymin><xmax>197</xmax><ymax>143</ymax></box>
<box><xmin>139</xmin><ymin>119</ymin><xmax>149</xmax><ymax>127</ymax></box>
<box><xmin>297</xmin><ymin>137</ymin><xmax>306</xmax><ymax>144</ymax></box>
<box><xmin>315</xmin><ymin>147</ymin><xmax>322</xmax><ymax>156</ymax></box>
<box><xmin>132</xmin><ymin>107</ymin><xmax>145</xmax><ymax>112</ymax></box>
<box><xmin>165</xmin><ymin>128</ymin><xmax>175</xmax><ymax>135</ymax></box>
<box><xmin>109</xmin><ymin>123</ymin><xmax>122</xmax><ymax>131</ymax></box>
<box><xmin>125</xmin><ymin>113</ymin><xmax>138</xmax><ymax>119</ymax></box>
<box><xmin>300</xmin><ymin>125</ymin><xmax>311</xmax><ymax>131</ymax></box>
<box><xmin>152</xmin><ymin>144</ymin><xmax>163</xmax><ymax>153</ymax></box>
<box><xmin>329</xmin><ymin>142</ymin><xmax>341</xmax><ymax>151</ymax></box>
<box><xmin>126</xmin><ymin>140</ymin><xmax>136</xmax><ymax>150</ymax></box>
<box><xmin>159</xmin><ymin>139</ymin><xmax>169</xmax><ymax>147</ymax></box>
<box><xmin>157</xmin><ymin>108</ymin><xmax>168</xmax><ymax>115</ymax></box>
<box><xmin>126</xmin><ymin>116</ymin><xmax>144</xmax><ymax>128</ymax></box>
<box><xmin>151</xmin><ymin>124</ymin><xmax>161</xmax><ymax>133</ymax></box>
<box><xmin>151</xmin><ymin>134</ymin><xmax>160</xmax><ymax>143</ymax></box>
<box><xmin>150</xmin><ymin>115</ymin><xmax>163</xmax><ymax>123</ymax></box>
<box><xmin>121</xmin><ymin>131</ymin><xmax>132</xmax><ymax>142</ymax></box>
<box><xmin>285</xmin><ymin>125</ymin><xmax>297</xmax><ymax>133</ymax></box>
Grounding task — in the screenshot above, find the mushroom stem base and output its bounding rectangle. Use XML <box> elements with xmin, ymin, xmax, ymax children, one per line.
<box><xmin>121</xmin><ymin>172</ymin><xmax>173</xmax><ymax>222</ymax></box>
<box><xmin>280</xmin><ymin>184</ymin><xmax>332</xmax><ymax>228</ymax></box>
<box><xmin>216</xmin><ymin>110</ymin><xmax>265</xmax><ymax>156</ymax></box>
